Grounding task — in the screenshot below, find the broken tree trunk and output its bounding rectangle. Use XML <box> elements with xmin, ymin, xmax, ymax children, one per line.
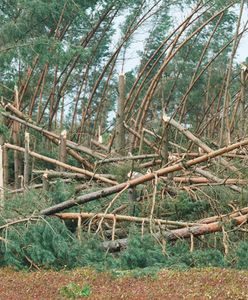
<box><xmin>193</xmin><ymin>167</ymin><xmax>243</xmax><ymax>193</ymax></box>
<box><xmin>115</xmin><ymin>74</ymin><xmax>126</xmax><ymax>155</ymax></box>
<box><xmin>59</xmin><ymin>130</ymin><xmax>67</xmax><ymax>170</ymax></box>
<box><xmin>42</xmin><ymin>172</ymin><xmax>49</xmax><ymax>191</ymax></box>
<box><xmin>32</xmin><ymin>170</ymin><xmax>116</xmax><ymax>180</ymax></box>
<box><xmin>171</xmin><ymin>176</ymin><xmax>248</xmax><ymax>185</ymax></box>
<box><xmin>24</xmin><ymin>132</ymin><xmax>30</xmax><ymax>187</ymax></box>
<box><xmin>163</xmin><ymin>112</ymin><xmax>239</xmax><ymax>174</ymax></box>
<box><xmin>13</xmin><ymin>87</ymin><xmax>21</xmax><ymax>188</ymax></box>
<box><xmin>2</xmin><ymin>106</ymin><xmax>104</xmax><ymax>162</ymax></box>
<box><xmin>124</xmin><ymin>122</ymin><xmax>158</xmax><ymax>152</ymax></box>
<box><xmin>96</xmin><ymin>153</ymin><xmax>159</xmax><ymax>164</ymax></box>
<box><xmin>40</xmin><ymin>137</ymin><xmax>248</xmax><ymax>215</ymax></box>
<box><xmin>5</xmin><ymin>143</ymin><xmax>117</xmax><ymax>186</ymax></box>
<box><xmin>2</xmin><ymin>145</ymin><xmax>8</xmax><ymax>187</ymax></box>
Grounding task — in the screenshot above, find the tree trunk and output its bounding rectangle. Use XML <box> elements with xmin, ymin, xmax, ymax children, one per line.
<box><xmin>115</xmin><ymin>74</ymin><xmax>126</xmax><ymax>155</ymax></box>
<box><xmin>41</xmin><ymin>137</ymin><xmax>248</xmax><ymax>215</ymax></box>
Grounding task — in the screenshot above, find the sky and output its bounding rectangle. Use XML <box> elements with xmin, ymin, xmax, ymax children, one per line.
<box><xmin>113</xmin><ymin>4</ymin><xmax>248</xmax><ymax>73</ymax></box>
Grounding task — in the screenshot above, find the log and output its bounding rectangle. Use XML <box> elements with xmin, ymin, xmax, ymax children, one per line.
<box><xmin>5</xmin><ymin>143</ymin><xmax>117</xmax><ymax>186</ymax></box>
<box><xmin>55</xmin><ymin>212</ymin><xmax>201</xmax><ymax>227</ymax></box>
<box><xmin>41</xmin><ymin>137</ymin><xmax>248</xmax><ymax>215</ymax></box>
<box><xmin>91</xmin><ymin>139</ymin><xmax>109</xmax><ymax>152</ymax></box>
<box><xmin>102</xmin><ymin>213</ymin><xmax>248</xmax><ymax>250</ymax></box>
<box><xmin>193</xmin><ymin>167</ymin><xmax>243</xmax><ymax>193</ymax></box>
<box><xmin>96</xmin><ymin>153</ymin><xmax>159</xmax><ymax>164</ymax></box>
<box><xmin>32</xmin><ymin>170</ymin><xmax>116</xmax><ymax>180</ymax></box>
<box><xmin>172</xmin><ymin>176</ymin><xmax>248</xmax><ymax>185</ymax></box>
<box><xmin>24</xmin><ymin>132</ymin><xmax>30</xmax><ymax>186</ymax></box>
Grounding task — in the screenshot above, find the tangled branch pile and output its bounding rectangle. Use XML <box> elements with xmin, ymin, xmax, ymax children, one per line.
<box><xmin>0</xmin><ymin>0</ymin><xmax>248</xmax><ymax>270</ymax></box>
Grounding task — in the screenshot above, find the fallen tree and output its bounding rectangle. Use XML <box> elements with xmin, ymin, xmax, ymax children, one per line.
<box><xmin>102</xmin><ymin>212</ymin><xmax>248</xmax><ymax>251</ymax></box>
<box><xmin>41</xmin><ymin>137</ymin><xmax>248</xmax><ymax>215</ymax></box>
<box><xmin>2</xmin><ymin>105</ymin><xmax>105</xmax><ymax>161</ymax></box>
<box><xmin>5</xmin><ymin>143</ymin><xmax>117</xmax><ymax>186</ymax></box>
<box><xmin>55</xmin><ymin>212</ymin><xmax>201</xmax><ymax>227</ymax></box>
<box><xmin>163</xmin><ymin>112</ymin><xmax>239</xmax><ymax>173</ymax></box>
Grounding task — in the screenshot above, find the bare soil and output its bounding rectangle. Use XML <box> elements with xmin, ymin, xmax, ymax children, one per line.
<box><xmin>0</xmin><ymin>267</ymin><xmax>248</xmax><ymax>300</ymax></box>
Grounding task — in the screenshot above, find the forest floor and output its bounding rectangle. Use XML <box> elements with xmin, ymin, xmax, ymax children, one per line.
<box><xmin>0</xmin><ymin>267</ymin><xmax>248</xmax><ymax>300</ymax></box>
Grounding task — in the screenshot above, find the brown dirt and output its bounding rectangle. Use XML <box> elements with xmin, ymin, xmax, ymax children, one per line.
<box><xmin>0</xmin><ymin>267</ymin><xmax>248</xmax><ymax>300</ymax></box>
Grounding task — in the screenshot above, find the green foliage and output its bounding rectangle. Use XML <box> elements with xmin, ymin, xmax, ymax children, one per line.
<box><xmin>0</xmin><ymin>217</ymin><xmax>112</xmax><ymax>270</ymax></box>
<box><xmin>60</xmin><ymin>282</ymin><xmax>91</xmax><ymax>299</ymax></box>
<box><xmin>0</xmin><ymin>122</ymin><xmax>10</xmax><ymax>140</ymax></box>
<box><xmin>108</xmin><ymin>162</ymin><xmax>133</xmax><ymax>183</ymax></box>
<box><xmin>190</xmin><ymin>250</ymin><xmax>226</xmax><ymax>268</ymax></box>
<box><xmin>235</xmin><ymin>242</ymin><xmax>248</xmax><ymax>269</ymax></box>
<box><xmin>2</xmin><ymin>190</ymin><xmax>52</xmax><ymax>220</ymax></box>
<box><xmin>49</xmin><ymin>180</ymin><xmax>76</xmax><ymax>204</ymax></box>
<box><xmin>119</xmin><ymin>232</ymin><xmax>166</xmax><ymax>269</ymax></box>
<box><xmin>167</xmin><ymin>192</ymin><xmax>210</xmax><ymax>221</ymax></box>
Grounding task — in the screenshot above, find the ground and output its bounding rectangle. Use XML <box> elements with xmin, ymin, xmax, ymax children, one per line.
<box><xmin>0</xmin><ymin>268</ymin><xmax>248</xmax><ymax>299</ymax></box>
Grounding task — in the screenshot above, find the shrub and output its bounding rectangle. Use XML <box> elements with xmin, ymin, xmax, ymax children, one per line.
<box><xmin>0</xmin><ymin>218</ymin><xmax>107</xmax><ymax>270</ymax></box>
<box><xmin>119</xmin><ymin>233</ymin><xmax>166</xmax><ymax>269</ymax></box>
<box><xmin>235</xmin><ymin>241</ymin><xmax>248</xmax><ymax>269</ymax></box>
<box><xmin>191</xmin><ymin>249</ymin><xmax>226</xmax><ymax>268</ymax></box>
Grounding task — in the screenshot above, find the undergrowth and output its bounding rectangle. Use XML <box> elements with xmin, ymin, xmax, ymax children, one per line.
<box><xmin>1</xmin><ymin>183</ymin><xmax>248</xmax><ymax>273</ymax></box>
<box><xmin>0</xmin><ymin>217</ymin><xmax>247</xmax><ymax>272</ymax></box>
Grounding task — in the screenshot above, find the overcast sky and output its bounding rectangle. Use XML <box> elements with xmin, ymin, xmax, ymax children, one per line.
<box><xmin>114</xmin><ymin>4</ymin><xmax>248</xmax><ymax>73</ymax></box>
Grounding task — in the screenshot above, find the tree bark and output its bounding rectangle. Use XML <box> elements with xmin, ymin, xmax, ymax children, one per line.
<box><xmin>115</xmin><ymin>74</ymin><xmax>126</xmax><ymax>155</ymax></box>
<box><xmin>40</xmin><ymin>137</ymin><xmax>248</xmax><ymax>215</ymax></box>
<box><xmin>5</xmin><ymin>143</ymin><xmax>117</xmax><ymax>186</ymax></box>
<box><xmin>24</xmin><ymin>132</ymin><xmax>30</xmax><ymax>187</ymax></box>
<box><xmin>102</xmin><ymin>213</ymin><xmax>248</xmax><ymax>251</ymax></box>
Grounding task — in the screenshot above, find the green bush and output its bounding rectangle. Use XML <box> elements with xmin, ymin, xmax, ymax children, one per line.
<box><xmin>119</xmin><ymin>234</ymin><xmax>166</xmax><ymax>269</ymax></box>
<box><xmin>235</xmin><ymin>241</ymin><xmax>248</xmax><ymax>269</ymax></box>
<box><xmin>0</xmin><ymin>218</ymin><xmax>107</xmax><ymax>270</ymax></box>
<box><xmin>168</xmin><ymin>192</ymin><xmax>210</xmax><ymax>221</ymax></box>
<box><xmin>191</xmin><ymin>249</ymin><xmax>226</xmax><ymax>268</ymax></box>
